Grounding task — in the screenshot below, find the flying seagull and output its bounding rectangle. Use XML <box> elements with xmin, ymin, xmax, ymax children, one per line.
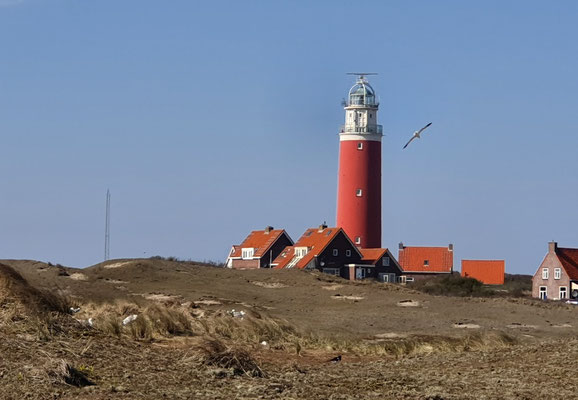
<box><xmin>402</xmin><ymin>122</ymin><xmax>432</xmax><ymax>149</ymax></box>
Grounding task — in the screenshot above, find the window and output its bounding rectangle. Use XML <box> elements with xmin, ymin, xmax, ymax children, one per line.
<box><xmin>424</xmin><ymin>260</ymin><xmax>429</xmax><ymax>267</ymax></box>
<box><xmin>332</xmin><ymin>249</ymin><xmax>338</xmax><ymax>256</ymax></box>
<box><xmin>295</xmin><ymin>247</ymin><xmax>308</xmax><ymax>257</ymax></box>
<box><xmin>357</xmin><ymin>142</ymin><xmax>363</xmax><ymax>150</ymax></box>
<box><xmin>356</xmin><ymin>189</ymin><xmax>363</xmax><ymax>197</ymax></box>
<box><xmin>539</xmin><ymin>286</ymin><xmax>547</xmax><ymax>300</ymax></box>
<box><xmin>405</xmin><ymin>277</ymin><xmax>415</xmax><ymax>282</ymax></box>
<box><xmin>355</xmin><ymin>237</ymin><xmax>361</xmax><ymax>245</ymax></box>
<box><xmin>382</xmin><ymin>257</ymin><xmax>390</xmax><ymax>267</ymax></box>
<box><xmin>369</xmin><ymin>113</ymin><xmax>372</xmax><ymax>118</ymax></box>
<box><xmin>560</xmin><ymin>286</ymin><xmax>568</xmax><ymax>299</ymax></box>
<box><xmin>323</xmin><ymin>268</ymin><xmax>340</xmax><ymax>276</ymax></box>
<box><xmin>241</xmin><ymin>248</ymin><xmax>254</xmax><ymax>259</ymax></box>
<box><xmin>346</xmin><ymin>250</ymin><xmax>351</xmax><ymax>257</ymax></box>
<box><xmin>554</xmin><ymin>268</ymin><xmax>561</xmax><ymax>279</ymax></box>
<box><xmin>542</xmin><ymin>268</ymin><xmax>549</xmax><ymax>279</ymax></box>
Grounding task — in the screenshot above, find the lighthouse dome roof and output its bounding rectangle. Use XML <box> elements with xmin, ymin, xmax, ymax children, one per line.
<box><xmin>348</xmin><ymin>79</ymin><xmax>377</xmax><ymax>106</ymax></box>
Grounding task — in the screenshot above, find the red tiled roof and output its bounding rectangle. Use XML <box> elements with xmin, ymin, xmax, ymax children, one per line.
<box><xmin>461</xmin><ymin>260</ymin><xmax>505</xmax><ymax>285</ymax></box>
<box><xmin>273</xmin><ymin>227</ymin><xmax>356</xmax><ymax>269</ymax></box>
<box><xmin>398</xmin><ymin>245</ymin><xmax>453</xmax><ymax>273</ymax></box>
<box><xmin>556</xmin><ymin>248</ymin><xmax>578</xmax><ymax>280</ymax></box>
<box><xmin>360</xmin><ymin>248</ymin><xmax>388</xmax><ymax>264</ymax></box>
<box><xmin>230</xmin><ymin>229</ymin><xmax>291</xmax><ymax>259</ymax></box>
<box><xmin>272</xmin><ymin>246</ymin><xmax>295</xmax><ymax>269</ymax></box>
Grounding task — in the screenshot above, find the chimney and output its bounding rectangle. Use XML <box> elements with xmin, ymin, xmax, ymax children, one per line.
<box><xmin>549</xmin><ymin>241</ymin><xmax>557</xmax><ymax>253</ymax></box>
<box><xmin>318</xmin><ymin>223</ymin><xmax>328</xmax><ymax>232</ymax></box>
<box><xmin>398</xmin><ymin>242</ymin><xmax>404</xmax><ymax>250</ymax></box>
<box><xmin>264</xmin><ymin>226</ymin><xmax>274</xmax><ymax>234</ymax></box>
<box><xmin>448</xmin><ymin>243</ymin><xmax>454</xmax><ymax>251</ymax></box>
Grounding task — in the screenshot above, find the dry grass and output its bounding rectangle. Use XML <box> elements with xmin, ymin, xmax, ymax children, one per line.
<box><xmin>77</xmin><ymin>298</ymin><xmax>517</xmax><ymax>362</ymax></box>
<box><xmin>47</xmin><ymin>359</ymin><xmax>95</xmax><ymax>387</ymax></box>
<box><xmin>197</xmin><ymin>338</ymin><xmax>265</xmax><ymax>377</ymax></box>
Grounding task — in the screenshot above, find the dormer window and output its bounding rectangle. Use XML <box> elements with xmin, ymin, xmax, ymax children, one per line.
<box><xmin>424</xmin><ymin>260</ymin><xmax>429</xmax><ymax>267</ymax></box>
<box><xmin>241</xmin><ymin>248</ymin><xmax>254</xmax><ymax>259</ymax></box>
<box><xmin>295</xmin><ymin>247</ymin><xmax>308</xmax><ymax>257</ymax></box>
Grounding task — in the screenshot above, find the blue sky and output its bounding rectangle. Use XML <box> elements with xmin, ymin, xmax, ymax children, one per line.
<box><xmin>1</xmin><ymin>0</ymin><xmax>577</xmax><ymax>273</ymax></box>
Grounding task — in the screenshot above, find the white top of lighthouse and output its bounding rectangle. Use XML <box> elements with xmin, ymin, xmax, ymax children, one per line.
<box><xmin>340</xmin><ymin>74</ymin><xmax>383</xmax><ymax>141</ymax></box>
<box><xmin>347</xmin><ymin>74</ymin><xmax>378</xmax><ymax>107</ymax></box>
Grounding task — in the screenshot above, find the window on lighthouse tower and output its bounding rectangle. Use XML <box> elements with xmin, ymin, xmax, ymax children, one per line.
<box><xmin>356</xmin><ymin>189</ymin><xmax>363</xmax><ymax>197</ymax></box>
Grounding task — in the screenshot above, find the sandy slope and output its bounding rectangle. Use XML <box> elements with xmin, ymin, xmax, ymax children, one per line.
<box><xmin>1</xmin><ymin>258</ymin><xmax>577</xmax><ymax>399</ymax></box>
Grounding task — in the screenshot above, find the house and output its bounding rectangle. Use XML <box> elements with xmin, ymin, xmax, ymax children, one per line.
<box><xmin>272</xmin><ymin>224</ymin><xmax>363</xmax><ymax>279</ymax></box>
<box><xmin>532</xmin><ymin>241</ymin><xmax>578</xmax><ymax>300</ymax></box>
<box><xmin>226</xmin><ymin>226</ymin><xmax>294</xmax><ymax>269</ymax></box>
<box><xmin>461</xmin><ymin>260</ymin><xmax>505</xmax><ymax>285</ymax></box>
<box><xmin>359</xmin><ymin>248</ymin><xmax>404</xmax><ymax>283</ymax></box>
<box><xmin>397</xmin><ymin>242</ymin><xmax>454</xmax><ymax>282</ymax></box>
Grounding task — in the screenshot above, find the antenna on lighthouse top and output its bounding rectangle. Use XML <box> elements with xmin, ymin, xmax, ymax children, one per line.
<box><xmin>346</xmin><ymin>72</ymin><xmax>378</xmax><ymax>81</ymax></box>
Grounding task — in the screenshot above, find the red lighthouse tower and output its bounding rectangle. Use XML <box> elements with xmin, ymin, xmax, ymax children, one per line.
<box><xmin>336</xmin><ymin>74</ymin><xmax>382</xmax><ymax>248</ymax></box>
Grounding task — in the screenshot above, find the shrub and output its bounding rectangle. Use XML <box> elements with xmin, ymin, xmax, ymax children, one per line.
<box><xmin>408</xmin><ymin>275</ymin><xmax>491</xmax><ymax>297</ymax></box>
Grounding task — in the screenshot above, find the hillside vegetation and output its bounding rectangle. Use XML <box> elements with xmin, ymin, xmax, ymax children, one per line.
<box><xmin>0</xmin><ymin>258</ymin><xmax>574</xmax><ymax>399</ymax></box>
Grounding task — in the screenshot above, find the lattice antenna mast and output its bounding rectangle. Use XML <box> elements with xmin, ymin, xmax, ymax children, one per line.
<box><xmin>104</xmin><ymin>189</ymin><xmax>111</xmax><ymax>261</ymax></box>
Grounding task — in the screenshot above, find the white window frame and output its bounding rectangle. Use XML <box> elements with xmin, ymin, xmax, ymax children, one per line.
<box><xmin>542</xmin><ymin>268</ymin><xmax>549</xmax><ymax>280</ymax></box>
<box><xmin>554</xmin><ymin>268</ymin><xmax>561</xmax><ymax>280</ymax></box>
<box><xmin>382</xmin><ymin>257</ymin><xmax>390</xmax><ymax>267</ymax></box>
<box><xmin>294</xmin><ymin>247</ymin><xmax>308</xmax><ymax>257</ymax></box>
<box><xmin>539</xmin><ymin>286</ymin><xmax>547</xmax><ymax>300</ymax></box>
<box><xmin>241</xmin><ymin>248</ymin><xmax>254</xmax><ymax>259</ymax></box>
<box><xmin>356</xmin><ymin>189</ymin><xmax>362</xmax><ymax>197</ymax></box>
<box><xmin>357</xmin><ymin>142</ymin><xmax>363</xmax><ymax>150</ymax></box>
<box><xmin>560</xmin><ymin>286</ymin><xmax>568</xmax><ymax>299</ymax></box>
<box><xmin>355</xmin><ymin>237</ymin><xmax>361</xmax><ymax>245</ymax></box>
<box><xmin>332</xmin><ymin>249</ymin><xmax>338</xmax><ymax>256</ymax></box>
<box><xmin>405</xmin><ymin>277</ymin><xmax>415</xmax><ymax>282</ymax></box>
<box><xmin>346</xmin><ymin>249</ymin><xmax>351</xmax><ymax>257</ymax></box>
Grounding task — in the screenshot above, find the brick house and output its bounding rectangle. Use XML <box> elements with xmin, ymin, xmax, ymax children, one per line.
<box><xmin>532</xmin><ymin>241</ymin><xmax>578</xmax><ymax>300</ymax></box>
<box><xmin>359</xmin><ymin>248</ymin><xmax>404</xmax><ymax>282</ymax></box>
<box><xmin>461</xmin><ymin>260</ymin><xmax>505</xmax><ymax>285</ymax></box>
<box><xmin>397</xmin><ymin>242</ymin><xmax>454</xmax><ymax>282</ymax></box>
<box><xmin>272</xmin><ymin>224</ymin><xmax>363</xmax><ymax>279</ymax></box>
<box><xmin>226</xmin><ymin>226</ymin><xmax>293</xmax><ymax>269</ymax></box>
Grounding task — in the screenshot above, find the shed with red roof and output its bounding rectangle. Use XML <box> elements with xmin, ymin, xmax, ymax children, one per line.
<box><xmin>397</xmin><ymin>242</ymin><xmax>453</xmax><ymax>281</ymax></box>
<box><xmin>461</xmin><ymin>260</ymin><xmax>505</xmax><ymax>285</ymax></box>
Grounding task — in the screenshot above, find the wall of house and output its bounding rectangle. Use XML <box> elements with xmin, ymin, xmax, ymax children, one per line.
<box><xmin>258</xmin><ymin>234</ymin><xmax>294</xmax><ymax>268</ymax></box>
<box><xmin>231</xmin><ymin>259</ymin><xmax>260</xmax><ymax>269</ymax></box>
<box><xmin>374</xmin><ymin>253</ymin><xmax>403</xmax><ymax>278</ymax></box>
<box><xmin>532</xmin><ymin>252</ymin><xmax>569</xmax><ymax>300</ymax></box>
<box><xmin>315</xmin><ymin>232</ymin><xmax>362</xmax><ymax>274</ymax></box>
<box><xmin>404</xmin><ymin>272</ymin><xmax>452</xmax><ymax>281</ymax></box>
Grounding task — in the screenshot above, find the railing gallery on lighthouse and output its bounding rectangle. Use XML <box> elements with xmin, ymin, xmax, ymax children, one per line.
<box><xmin>340</xmin><ymin>124</ymin><xmax>383</xmax><ymax>134</ymax></box>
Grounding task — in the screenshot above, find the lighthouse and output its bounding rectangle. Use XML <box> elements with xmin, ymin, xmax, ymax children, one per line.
<box><xmin>336</xmin><ymin>74</ymin><xmax>383</xmax><ymax>248</ymax></box>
